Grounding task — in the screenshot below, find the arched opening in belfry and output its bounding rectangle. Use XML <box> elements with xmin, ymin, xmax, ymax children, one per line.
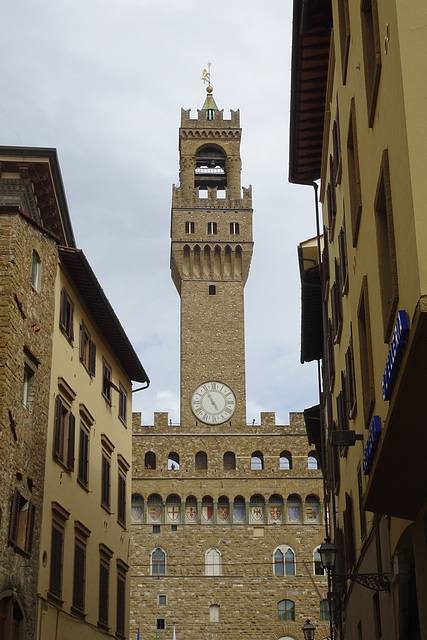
<box><xmin>195</xmin><ymin>146</ymin><xmax>227</xmax><ymax>190</ymax></box>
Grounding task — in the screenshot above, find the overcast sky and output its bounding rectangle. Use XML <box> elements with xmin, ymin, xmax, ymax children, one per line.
<box><xmin>1</xmin><ymin>0</ymin><xmax>319</xmax><ymax>425</ymax></box>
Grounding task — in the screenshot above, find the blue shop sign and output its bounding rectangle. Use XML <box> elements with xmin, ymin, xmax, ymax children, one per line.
<box><xmin>363</xmin><ymin>415</ymin><xmax>382</xmax><ymax>475</ymax></box>
<box><xmin>382</xmin><ymin>310</ymin><xmax>409</xmax><ymax>401</ymax></box>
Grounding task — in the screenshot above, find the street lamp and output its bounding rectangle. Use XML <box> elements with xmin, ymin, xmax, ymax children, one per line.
<box><xmin>302</xmin><ymin>619</ymin><xmax>316</xmax><ymax>640</ymax></box>
<box><xmin>318</xmin><ymin>536</ymin><xmax>337</xmax><ymax>571</ymax></box>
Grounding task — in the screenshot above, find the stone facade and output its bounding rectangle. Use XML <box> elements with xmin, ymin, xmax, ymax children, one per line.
<box><xmin>131</xmin><ymin>91</ymin><xmax>329</xmax><ymax>640</ymax></box>
<box><xmin>131</xmin><ymin>411</ymin><xmax>329</xmax><ymax>640</ymax></box>
<box><xmin>0</xmin><ymin>207</ymin><xmax>58</xmax><ymax>639</ymax></box>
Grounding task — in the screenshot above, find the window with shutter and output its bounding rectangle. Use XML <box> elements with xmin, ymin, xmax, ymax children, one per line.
<box><xmin>99</xmin><ymin>560</ymin><xmax>110</xmax><ymax>627</ymax></box>
<box><xmin>102</xmin><ymin>453</ymin><xmax>111</xmax><ymax>510</ymax></box>
<box><xmin>80</xmin><ymin>321</ymin><xmax>96</xmax><ymax>376</ymax></box>
<box><xmin>49</xmin><ymin>524</ymin><xmax>64</xmax><ymax>598</ymax></box>
<box><xmin>78</xmin><ymin>425</ymin><xmax>90</xmax><ymax>488</ymax></box>
<box><xmin>53</xmin><ymin>394</ymin><xmax>75</xmax><ymax>471</ymax></box>
<box><xmin>343</xmin><ymin>493</ymin><xmax>356</xmax><ymax>572</ymax></box>
<box><xmin>102</xmin><ymin>361</ymin><xmax>112</xmax><ymax>403</ymax></box>
<box><xmin>73</xmin><ymin>540</ymin><xmax>86</xmax><ymax>611</ymax></box>
<box><xmin>116</xmin><ymin>573</ymin><xmax>126</xmax><ymax>637</ymax></box>
<box><xmin>119</xmin><ymin>385</ymin><xmax>127</xmax><ymax>424</ymax></box>
<box><xmin>345</xmin><ymin>333</ymin><xmax>357</xmax><ymax>419</ymax></box>
<box><xmin>8</xmin><ymin>490</ymin><xmax>35</xmax><ymax>555</ymax></box>
<box><xmin>59</xmin><ymin>287</ymin><xmax>74</xmax><ymax>341</ymax></box>
<box><xmin>117</xmin><ymin>471</ymin><xmax>126</xmax><ymax>526</ymax></box>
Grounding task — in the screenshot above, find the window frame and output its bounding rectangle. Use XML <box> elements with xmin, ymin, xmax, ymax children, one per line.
<box><xmin>278</xmin><ymin>599</ymin><xmax>295</xmax><ymax>622</ymax></box>
<box><xmin>207</xmin><ymin>221</ymin><xmax>217</xmax><ymax>235</ymax></box>
<box><xmin>30</xmin><ymin>250</ymin><xmax>41</xmax><ymax>293</ymax></box>
<box><xmin>119</xmin><ymin>384</ymin><xmax>127</xmax><ymax>425</ymax></box>
<box><xmin>152</xmin><ymin>548</ymin><xmax>166</xmax><ymax>576</ymax></box>
<box><xmin>229</xmin><ymin>222</ymin><xmax>240</xmax><ymax>235</ymax></box>
<box><xmin>59</xmin><ymin>287</ymin><xmax>74</xmax><ymax>342</ymax></box>
<box><xmin>80</xmin><ymin>320</ymin><xmax>96</xmax><ymax>376</ymax></box>
<box><xmin>185</xmin><ymin>221</ymin><xmax>195</xmax><ymax>234</ymax></box>
<box><xmin>8</xmin><ymin>489</ymin><xmax>36</xmax><ymax>555</ymax></box>
<box><xmin>102</xmin><ymin>360</ymin><xmax>112</xmax><ymax>404</ymax></box>
<box><xmin>273</xmin><ymin>545</ymin><xmax>296</xmax><ymax>576</ymax></box>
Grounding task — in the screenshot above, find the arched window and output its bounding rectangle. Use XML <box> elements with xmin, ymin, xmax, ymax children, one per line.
<box><xmin>233</xmin><ymin>495</ymin><xmax>245</xmax><ymax>523</ymax></box>
<box><xmin>268</xmin><ymin>494</ymin><xmax>284</xmax><ymax>524</ymax></box>
<box><xmin>320</xmin><ymin>599</ymin><xmax>330</xmax><ymax>621</ymax></box>
<box><xmin>287</xmin><ymin>494</ymin><xmax>302</xmax><ymax>523</ymax></box>
<box><xmin>131</xmin><ymin>493</ymin><xmax>144</xmax><ymax>523</ymax></box>
<box><xmin>205</xmin><ymin>548</ymin><xmax>222</xmax><ymax>575</ymax></box>
<box><xmin>0</xmin><ymin>596</ymin><xmax>24</xmax><ymax>638</ymax></box>
<box><xmin>280</xmin><ymin>451</ymin><xmax>292</xmax><ymax>470</ymax></box>
<box><xmin>218</xmin><ymin>496</ymin><xmax>230</xmax><ymax>523</ymax></box>
<box><xmin>168</xmin><ymin>452</ymin><xmax>179</xmax><ymax>470</ymax></box>
<box><xmin>308</xmin><ymin>451</ymin><xmax>319</xmax><ymax>469</ymax></box>
<box><xmin>251</xmin><ymin>451</ymin><xmax>264</xmax><ymax>470</ymax></box>
<box><xmin>152</xmin><ymin>548</ymin><xmax>165</xmax><ymax>575</ymax></box>
<box><xmin>250</xmin><ymin>494</ymin><xmax>265</xmax><ymax>523</ymax></box>
<box><xmin>223</xmin><ymin>451</ymin><xmax>236</xmax><ymax>470</ymax></box>
<box><xmin>195</xmin><ymin>146</ymin><xmax>227</xmax><ymax>189</ymax></box>
<box><xmin>145</xmin><ymin>451</ymin><xmax>156</xmax><ymax>470</ymax></box>
<box><xmin>278</xmin><ymin>599</ymin><xmax>295</xmax><ymax>621</ymax></box>
<box><xmin>274</xmin><ymin>545</ymin><xmax>296</xmax><ymax>575</ymax></box>
<box><xmin>305</xmin><ymin>494</ymin><xmax>321</xmax><ymax>523</ymax></box>
<box><xmin>201</xmin><ymin>496</ymin><xmax>213</xmax><ymax>523</ymax></box>
<box><xmin>185</xmin><ymin>496</ymin><xmax>197</xmax><ymax>523</ymax></box>
<box><xmin>195</xmin><ymin>451</ymin><xmax>207</xmax><ymax>470</ymax></box>
<box><xmin>147</xmin><ymin>494</ymin><xmax>162</xmax><ymax>523</ymax></box>
<box><xmin>314</xmin><ymin>546</ymin><xmax>324</xmax><ymax>575</ymax></box>
<box><xmin>210</xmin><ymin>604</ymin><xmax>220</xmax><ymax>622</ymax></box>
<box><xmin>166</xmin><ymin>494</ymin><xmax>181</xmax><ymax>523</ymax></box>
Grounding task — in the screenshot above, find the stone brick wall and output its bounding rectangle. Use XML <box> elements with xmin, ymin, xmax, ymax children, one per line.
<box><xmin>131</xmin><ymin>412</ymin><xmax>330</xmax><ymax>640</ymax></box>
<box><xmin>0</xmin><ymin>208</ymin><xmax>58</xmax><ymax>639</ymax></box>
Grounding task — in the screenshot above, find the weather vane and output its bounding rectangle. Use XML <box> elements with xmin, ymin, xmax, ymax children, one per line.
<box><xmin>201</xmin><ymin>62</ymin><xmax>212</xmax><ymax>91</ymax></box>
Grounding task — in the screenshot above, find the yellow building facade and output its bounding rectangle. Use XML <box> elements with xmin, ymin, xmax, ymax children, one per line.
<box><xmin>290</xmin><ymin>1</ymin><xmax>427</xmax><ymax>638</ymax></box>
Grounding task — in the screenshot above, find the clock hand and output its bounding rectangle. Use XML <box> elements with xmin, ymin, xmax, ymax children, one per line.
<box><xmin>207</xmin><ymin>392</ymin><xmax>218</xmax><ymax>410</ymax></box>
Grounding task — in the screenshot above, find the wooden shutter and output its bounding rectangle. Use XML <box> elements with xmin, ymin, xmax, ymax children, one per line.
<box><xmin>78</xmin><ymin>427</ymin><xmax>89</xmax><ymax>486</ymax></box>
<box><xmin>79</xmin><ymin>321</ymin><xmax>86</xmax><ymax>361</ymax></box>
<box><xmin>102</xmin><ymin>454</ymin><xmax>110</xmax><ymax>508</ymax></box>
<box><xmin>89</xmin><ymin>340</ymin><xmax>96</xmax><ymax>376</ymax></box>
<box><xmin>53</xmin><ymin>395</ymin><xmax>63</xmax><ymax>459</ymax></box>
<box><xmin>8</xmin><ymin>490</ymin><xmax>20</xmax><ymax>545</ymax></box>
<box><xmin>25</xmin><ymin>503</ymin><xmax>36</xmax><ymax>554</ymax></box>
<box><xmin>116</xmin><ymin>575</ymin><xmax>126</xmax><ymax>636</ymax></box>
<box><xmin>59</xmin><ymin>288</ymin><xmax>67</xmax><ymax>331</ymax></box>
<box><xmin>99</xmin><ymin>561</ymin><xmax>109</xmax><ymax>625</ymax></box>
<box><xmin>67</xmin><ymin>412</ymin><xmax>76</xmax><ymax>471</ymax></box>
<box><xmin>73</xmin><ymin>542</ymin><xmax>85</xmax><ymax>611</ymax></box>
<box><xmin>50</xmin><ymin>525</ymin><xmax>64</xmax><ymax>597</ymax></box>
<box><xmin>118</xmin><ymin>473</ymin><xmax>126</xmax><ymax>525</ymax></box>
<box><xmin>343</xmin><ymin>493</ymin><xmax>355</xmax><ymax>572</ymax></box>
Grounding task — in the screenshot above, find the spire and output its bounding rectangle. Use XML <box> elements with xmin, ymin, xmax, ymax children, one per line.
<box><xmin>201</xmin><ymin>62</ymin><xmax>218</xmax><ymax>117</ymax></box>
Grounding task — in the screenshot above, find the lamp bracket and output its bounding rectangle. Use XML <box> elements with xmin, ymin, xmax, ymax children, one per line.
<box><xmin>337</xmin><ymin>572</ymin><xmax>390</xmax><ymax>592</ymax></box>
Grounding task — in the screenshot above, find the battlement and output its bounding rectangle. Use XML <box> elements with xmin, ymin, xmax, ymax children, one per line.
<box><xmin>181</xmin><ymin>107</ymin><xmax>240</xmax><ymax>128</ymax></box>
<box><xmin>172</xmin><ymin>184</ymin><xmax>252</xmax><ymax>209</ymax></box>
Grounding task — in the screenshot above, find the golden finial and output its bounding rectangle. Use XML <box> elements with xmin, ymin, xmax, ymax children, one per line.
<box><xmin>201</xmin><ymin>61</ymin><xmax>213</xmax><ymax>93</ymax></box>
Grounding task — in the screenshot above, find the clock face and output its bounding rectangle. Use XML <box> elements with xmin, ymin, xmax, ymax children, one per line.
<box><xmin>191</xmin><ymin>382</ymin><xmax>236</xmax><ymax>424</ymax></box>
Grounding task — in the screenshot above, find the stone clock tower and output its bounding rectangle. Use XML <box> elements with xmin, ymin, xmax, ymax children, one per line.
<box><xmin>170</xmin><ymin>84</ymin><xmax>253</xmax><ymax>428</ymax></box>
<box><xmin>130</xmin><ymin>83</ymin><xmax>328</xmax><ymax>640</ymax></box>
